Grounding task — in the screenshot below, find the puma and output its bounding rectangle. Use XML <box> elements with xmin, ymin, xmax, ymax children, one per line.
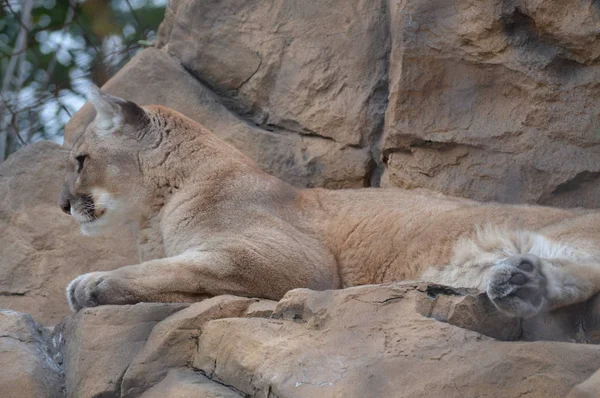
<box><xmin>59</xmin><ymin>87</ymin><xmax>600</xmax><ymax>318</ymax></box>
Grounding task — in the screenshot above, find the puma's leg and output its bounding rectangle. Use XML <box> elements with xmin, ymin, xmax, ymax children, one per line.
<box><xmin>66</xmin><ymin>251</ymin><xmax>220</xmax><ymax>311</ymax></box>
<box><xmin>66</xmin><ymin>245</ymin><xmax>336</xmax><ymax>311</ymax></box>
<box><xmin>66</xmin><ymin>250</ymin><xmax>276</xmax><ymax>311</ymax></box>
<box><xmin>487</xmin><ymin>254</ymin><xmax>600</xmax><ymax>318</ymax></box>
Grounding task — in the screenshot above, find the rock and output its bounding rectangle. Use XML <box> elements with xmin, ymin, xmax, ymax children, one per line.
<box><xmin>64</xmin><ymin>48</ymin><xmax>372</xmax><ymax>189</ymax></box>
<box><xmin>381</xmin><ymin>0</ymin><xmax>600</xmax><ymax>207</ymax></box>
<box><xmin>569</xmin><ymin>367</ymin><xmax>600</xmax><ymax>398</ymax></box>
<box><xmin>6</xmin><ymin>1</ymin><xmax>600</xmax><ymax>395</ymax></box>
<box><xmin>42</xmin><ymin>288</ymin><xmax>600</xmax><ymax>398</ymax></box>
<box><xmin>414</xmin><ymin>284</ymin><xmax>523</xmax><ymax>341</ymax></box>
<box><xmin>0</xmin><ymin>310</ymin><xmax>62</xmax><ymax>398</ymax></box>
<box><xmin>121</xmin><ymin>296</ymin><xmax>276</xmax><ymax>397</ymax></box>
<box><xmin>0</xmin><ymin>141</ymin><xmax>139</xmax><ymax>325</ymax></box>
<box><xmin>59</xmin><ymin>303</ymin><xmax>187</xmax><ymax>398</ymax></box>
<box><xmin>159</xmin><ymin>0</ymin><xmax>389</xmax><ymax>147</ymax></box>
<box><xmin>192</xmin><ymin>285</ymin><xmax>600</xmax><ymax>397</ymax></box>
<box><xmin>415</xmin><ymin>284</ymin><xmax>600</xmax><ymax>343</ymax></box>
<box><xmin>140</xmin><ymin>369</ymin><xmax>242</xmax><ymax>398</ymax></box>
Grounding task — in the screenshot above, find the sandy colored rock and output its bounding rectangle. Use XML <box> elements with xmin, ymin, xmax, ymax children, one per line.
<box><xmin>160</xmin><ymin>0</ymin><xmax>389</xmax><ymax>147</ymax></box>
<box><xmin>0</xmin><ymin>141</ymin><xmax>139</xmax><ymax>325</ymax></box>
<box><xmin>140</xmin><ymin>369</ymin><xmax>242</xmax><ymax>398</ymax></box>
<box><xmin>0</xmin><ymin>310</ymin><xmax>62</xmax><ymax>398</ymax></box>
<box><xmin>415</xmin><ymin>283</ymin><xmax>600</xmax><ymax>343</ymax></box>
<box><xmin>4</xmin><ymin>1</ymin><xmax>600</xmax><ymax>395</ymax></box>
<box><xmin>381</xmin><ymin>0</ymin><xmax>600</xmax><ymax>207</ymax></box>
<box><xmin>64</xmin><ymin>48</ymin><xmax>372</xmax><ymax>189</ymax></box>
<box><xmin>121</xmin><ymin>296</ymin><xmax>276</xmax><ymax>398</ymax></box>
<box><xmin>59</xmin><ymin>303</ymin><xmax>187</xmax><ymax>398</ymax></box>
<box><xmin>569</xmin><ymin>367</ymin><xmax>600</xmax><ymax>398</ymax></box>
<box><xmin>193</xmin><ymin>285</ymin><xmax>600</xmax><ymax>397</ymax></box>
<box><xmin>414</xmin><ymin>284</ymin><xmax>522</xmax><ymax>341</ymax></box>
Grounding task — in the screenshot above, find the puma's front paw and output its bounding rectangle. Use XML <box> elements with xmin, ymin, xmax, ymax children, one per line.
<box><xmin>486</xmin><ymin>254</ymin><xmax>547</xmax><ymax>318</ymax></box>
<box><xmin>66</xmin><ymin>272</ymin><xmax>111</xmax><ymax>312</ymax></box>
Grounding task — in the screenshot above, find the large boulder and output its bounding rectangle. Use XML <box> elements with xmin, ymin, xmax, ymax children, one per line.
<box><xmin>569</xmin><ymin>367</ymin><xmax>600</xmax><ymax>398</ymax></box>
<box><xmin>139</xmin><ymin>369</ymin><xmax>242</xmax><ymax>398</ymax></box>
<box><xmin>159</xmin><ymin>0</ymin><xmax>389</xmax><ymax>148</ymax></box>
<box><xmin>381</xmin><ymin>0</ymin><xmax>600</xmax><ymax>207</ymax></box>
<box><xmin>0</xmin><ymin>142</ymin><xmax>139</xmax><ymax>325</ymax></box>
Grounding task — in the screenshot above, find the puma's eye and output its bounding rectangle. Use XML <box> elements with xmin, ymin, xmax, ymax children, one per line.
<box><xmin>75</xmin><ymin>154</ymin><xmax>88</xmax><ymax>172</ymax></box>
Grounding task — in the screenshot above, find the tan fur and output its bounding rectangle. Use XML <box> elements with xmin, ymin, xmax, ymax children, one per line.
<box><xmin>60</xmin><ymin>88</ymin><xmax>600</xmax><ymax>318</ymax></box>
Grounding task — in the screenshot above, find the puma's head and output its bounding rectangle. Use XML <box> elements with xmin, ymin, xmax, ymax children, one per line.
<box><xmin>58</xmin><ymin>86</ymin><xmax>154</xmax><ymax>235</ymax></box>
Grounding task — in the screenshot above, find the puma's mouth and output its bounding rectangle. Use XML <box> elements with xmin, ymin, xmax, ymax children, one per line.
<box><xmin>90</xmin><ymin>208</ymin><xmax>107</xmax><ymax>220</ymax></box>
<box><xmin>72</xmin><ymin>195</ymin><xmax>107</xmax><ymax>225</ymax></box>
<box><xmin>79</xmin><ymin>211</ymin><xmax>105</xmax><ymax>224</ymax></box>
<box><xmin>70</xmin><ymin>190</ymin><xmax>124</xmax><ymax>236</ymax></box>
<box><xmin>75</xmin><ymin>207</ymin><xmax>111</xmax><ymax>236</ymax></box>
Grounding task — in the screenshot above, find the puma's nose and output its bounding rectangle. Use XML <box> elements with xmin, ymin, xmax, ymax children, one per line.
<box><xmin>59</xmin><ymin>192</ymin><xmax>71</xmax><ymax>215</ymax></box>
<box><xmin>60</xmin><ymin>201</ymin><xmax>71</xmax><ymax>215</ymax></box>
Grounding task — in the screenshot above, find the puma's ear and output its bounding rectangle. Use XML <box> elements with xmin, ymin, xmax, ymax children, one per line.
<box><xmin>88</xmin><ymin>85</ymin><xmax>147</xmax><ymax>135</ymax></box>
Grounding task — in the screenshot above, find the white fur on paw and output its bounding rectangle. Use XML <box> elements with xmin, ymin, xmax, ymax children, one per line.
<box><xmin>486</xmin><ymin>254</ymin><xmax>547</xmax><ymax>318</ymax></box>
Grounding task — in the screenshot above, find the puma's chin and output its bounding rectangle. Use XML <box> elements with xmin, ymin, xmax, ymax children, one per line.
<box><xmin>79</xmin><ymin>210</ymin><xmax>112</xmax><ymax>236</ymax></box>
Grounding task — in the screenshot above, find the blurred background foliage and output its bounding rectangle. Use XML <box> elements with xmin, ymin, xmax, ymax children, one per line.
<box><xmin>0</xmin><ymin>0</ymin><xmax>166</xmax><ymax>162</ymax></box>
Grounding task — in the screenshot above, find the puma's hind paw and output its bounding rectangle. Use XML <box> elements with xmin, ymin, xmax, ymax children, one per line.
<box><xmin>486</xmin><ymin>254</ymin><xmax>547</xmax><ymax>318</ymax></box>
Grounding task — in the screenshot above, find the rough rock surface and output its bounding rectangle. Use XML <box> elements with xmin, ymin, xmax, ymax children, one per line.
<box><xmin>161</xmin><ymin>0</ymin><xmax>389</xmax><ymax>148</ymax></box>
<box><xmin>0</xmin><ymin>310</ymin><xmax>62</xmax><ymax>398</ymax></box>
<box><xmin>569</xmin><ymin>367</ymin><xmax>600</xmax><ymax>398</ymax></box>
<box><xmin>4</xmin><ymin>0</ymin><xmax>600</xmax><ymax>396</ymax></box>
<box><xmin>140</xmin><ymin>369</ymin><xmax>242</xmax><ymax>398</ymax></box>
<box><xmin>0</xmin><ymin>142</ymin><xmax>138</xmax><ymax>325</ymax></box>
<box><xmin>120</xmin><ymin>296</ymin><xmax>276</xmax><ymax>398</ymax></box>
<box><xmin>381</xmin><ymin>0</ymin><xmax>600</xmax><ymax>206</ymax></box>
<box><xmin>57</xmin><ymin>303</ymin><xmax>188</xmax><ymax>398</ymax></box>
<box><xmin>64</xmin><ymin>0</ymin><xmax>600</xmax><ymax>206</ymax></box>
<box><xmin>34</xmin><ymin>286</ymin><xmax>600</xmax><ymax>398</ymax></box>
<box><xmin>193</xmin><ymin>285</ymin><xmax>600</xmax><ymax>398</ymax></box>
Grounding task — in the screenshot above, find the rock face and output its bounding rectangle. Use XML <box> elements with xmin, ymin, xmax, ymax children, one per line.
<box><xmin>32</xmin><ymin>286</ymin><xmax>600</xmax><ymax>398</ymax></box>
<box><xmin>139</xmin><ymin>369</ymin><xmax>241</xmax><ymax>398</ymax></box>
<box><xmin>51</xmin><ymin>297</ymin><xmax>276</xmax><ymax>397</ymax></box>
<box><xmin>381</xmin><ymin>0</ymin><xmax>600</xmax><ymax>207</ymax></box>
<box><xmin>57</xmin><ymin>303</ymin><xmax>188</xmax><ymax>398</ymax></box>
<box><xmin>192</xmin><ymin>285</ymin><xmax>600</xmax><ymax>398</ymax></box>
<box><xmin>120</xmin><ymin>296</ymin><xmax>277</xmax><ymax>398</ymax></box>
<box><xmin>161</xmin><ymin>0</ymin><xmax>389</xmax><ymax>148</ymax></box>
<box><xmin>570</xmin><ymin>367</ymin><xmax>600</xmax><ymax>398</ymax></box>
<box><xmin>0</xmin><ymin>310</ymin><xmax>62</xmax><ymax>398</ymax></box>
<box><xmin>64</xmin><ymin>0</ymin><xmax>600</xmax><ymax>207</ymax></box>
